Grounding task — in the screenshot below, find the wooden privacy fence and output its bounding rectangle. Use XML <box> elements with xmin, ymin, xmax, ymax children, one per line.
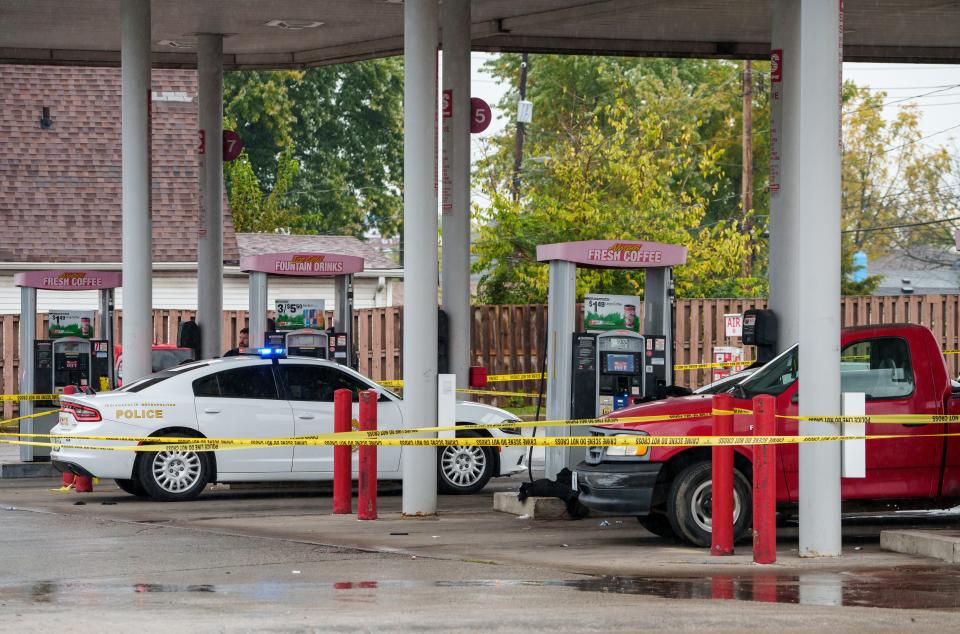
<box><xmin>4</xmin><ymin>295</ymin><xmax>960</xmax><ymax>415</ymax></box>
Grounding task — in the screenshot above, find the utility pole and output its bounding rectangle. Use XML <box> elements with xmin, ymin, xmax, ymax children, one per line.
<box><xmin>741</xmin><ymin>60</ymin><xmax>754</xmax><ymax>276</ymax></box>
<box><xmin>511</xmin><ymin>53</ymin><xmax>529</xmax><ymax>201</ymax></box>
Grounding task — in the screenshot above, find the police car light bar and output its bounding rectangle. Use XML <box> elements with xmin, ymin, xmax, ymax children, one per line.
<box><xmin>258</xmin><ymin>347</ymin><xmax>287</xmax><ymax>359</ymax></box>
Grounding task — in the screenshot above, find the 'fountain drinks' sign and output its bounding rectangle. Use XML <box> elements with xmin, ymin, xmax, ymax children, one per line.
<box><xmin>275</xmin><ymin>300</ymin><xmax>326</xmax><ymax>331</ymax></box>
<box><xmin>48</xmin><ymin>310</ymin><xmax>95</xmax><ymax>339</ymax></box>
<box><xmin>584</xmin><ymin>295</ymin><xmax>641</xmax><ymax>333</ymax></box>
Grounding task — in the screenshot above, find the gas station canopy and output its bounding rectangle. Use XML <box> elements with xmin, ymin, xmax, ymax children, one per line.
<box><xmin>2</xmin><ymin>0</ymin><xmax>959</xmax><ymax>68</ymax></box>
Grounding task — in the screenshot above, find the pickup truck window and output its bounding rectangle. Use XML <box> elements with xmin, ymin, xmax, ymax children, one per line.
<box><xmin>840</xmin><ymin>337</ymin><xmax>914</xmax><ymax>399</ymax></box>
<box><xmin>737</xmin><ymin>345</ymin><xmax>798</xmax><ymax>398</ymax></box>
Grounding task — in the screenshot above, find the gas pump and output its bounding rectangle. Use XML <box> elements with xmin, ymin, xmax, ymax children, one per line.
<box><xmin>279</xmin><ymin>328</ymin><xmax>329</xmax><ymax>358</ymax></box>
<box><xmin>537</xmin><ymin>240</ymin><xmax>687</xmax><ymax>479</ymax></box>
<box><xmin>15</xmin><ymin>270</ymin><xmax>121</xmax><ymax>462</ymax></box>
<box><xmin>571</xmin><ymin>330</ymin><xmax>646</xmax><ymax>421</ymax></box>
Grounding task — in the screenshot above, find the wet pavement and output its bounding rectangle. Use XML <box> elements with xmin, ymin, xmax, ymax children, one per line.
<box><xmin>3</xmin><ymin>478</ymin><xmax>960</xmax><ymax>631</ymax></box>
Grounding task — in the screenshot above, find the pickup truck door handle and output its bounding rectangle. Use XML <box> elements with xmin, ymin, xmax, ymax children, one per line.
<box><xmin>297</xmin><ymin>413</ymin><xmax>316</xmax><ymax>420</ymax></box>
<box><xmin>203</xmin><ymin>408</ymin><xmax>221</xmax><ymax>414</ymax></box>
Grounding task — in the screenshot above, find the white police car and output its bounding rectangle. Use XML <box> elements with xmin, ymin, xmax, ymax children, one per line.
<box><xmin>50</xmin><ymin>352</ymin><xmax>527</xmax><ymax>501</ymax></box>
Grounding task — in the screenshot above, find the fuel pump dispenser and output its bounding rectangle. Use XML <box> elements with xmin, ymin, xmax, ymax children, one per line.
<box><xmin>571</xmin><ymin>330</ymin><xmax>646</xmax><ymax>420</ymax></box>
<box><xmin>241</xmin><ymin>252</ymin><xmax>363</xmax><ymax>368</ymax></box>
<box><xmin>15</xmin><ymin>270</ymin><xmax>121</xmax><ymax>461</ymax></box>
<box><xmin>537</xmin><ymin>240</ymin><xmax>687</xmax><ymax>479</ymax></box>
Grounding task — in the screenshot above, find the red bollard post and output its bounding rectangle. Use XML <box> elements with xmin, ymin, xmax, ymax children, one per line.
<box><xmin>74</xmin><ymin>474</ymin><xmax>93</xmax><ymax>493</ymax></box>
<box><xmin>711</xmin><ymin>393</ymin><xmax>734</xmax><ymax>556</ymax></box>
<box><xmin>358</xmin><ymin>389</ymin><xmax>378</xmax><ymax>520</ymax></box>
<box><xmin>332</xmin><ymin>388</ymin><xmax>353</xmax><ymax>514</ymax></box>
<box><xmin>752</xmin><ymin>394</ymin><xmax>777</xmax><ymax>564</ymax></box>
<box><xmin>61</xmin><ymin>471</ymin><xmax>75</xmax><ymax>488</ymax></box>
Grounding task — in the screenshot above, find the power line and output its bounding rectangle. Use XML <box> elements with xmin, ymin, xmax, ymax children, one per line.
<box><xmin>842</xmin><ymin>215</ymin><xmax>960</xmax><ymax>235</ymax></box>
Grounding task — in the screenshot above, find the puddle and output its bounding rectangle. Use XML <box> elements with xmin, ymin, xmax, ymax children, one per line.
<box><xmin>5</xmin><ymin>565</ymin><xmax>959</xmax><ymax>610</ymax></box>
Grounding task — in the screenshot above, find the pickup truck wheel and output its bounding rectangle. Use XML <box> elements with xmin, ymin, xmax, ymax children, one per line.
<box><xmin>666</xmin><ymin>461</ymin><xmax>752</xmax><ymax>548</ymax></box>
<box><xmin>637</xmin><ymin>512</ymin><xmax>676</xmax><ymax>540</ymax></box>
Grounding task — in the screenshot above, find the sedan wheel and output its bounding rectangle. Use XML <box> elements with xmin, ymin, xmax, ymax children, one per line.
<box><xmin>437</xmin><ymin>432</ymin><xmax>494</xmax><ymax>494</ymax></box>
<box><xmin>137</xmin><ymin>443</ymin><xmax>211</xmax><ymax>502</ymax></box>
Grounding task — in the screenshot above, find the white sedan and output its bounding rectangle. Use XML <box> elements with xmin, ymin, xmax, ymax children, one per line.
<box><xmin>50</xmin><ymin>355</ymin><xmax>527</xmax><ymax>501</ymax></box>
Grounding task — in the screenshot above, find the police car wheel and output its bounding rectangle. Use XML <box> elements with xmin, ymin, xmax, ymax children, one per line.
<box><xmin>666</xmin><ymin>461</ymin><xmax>752</xmax><ymax>548</ymax></box>
<box><xmin>437</xmin><ymin>430</ymin><xmax>493</xmax><ymax>495</ymax></box>
<box><xmin>114</xmin><ymin>477</ymin><xmax>148</xmax><ymax>497</ymax></box>
<box><xmin>137</xmin><ymin>439</ymin><xmax>211</xmax><ymax>502</ymax></box>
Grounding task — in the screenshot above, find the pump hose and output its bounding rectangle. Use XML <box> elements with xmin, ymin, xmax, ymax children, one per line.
<box><xmin>529</xmin><ymin>312</ymin><xmax>549</xmax><ymax>482</ymax></box>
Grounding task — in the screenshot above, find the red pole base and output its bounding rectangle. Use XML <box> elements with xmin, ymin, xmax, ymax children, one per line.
<box><xmin>358</xmin><ymin>390</ymin><xmax>378</xmax><ymax>521</ymax></box>
<box><xmin>711</xmin><ymin>393</ymin><xmax>734</xmax><ymax>556</ymax></box>
<box><xmin>753</xmin><ymin>394</ymin><xmax>777</xmax><ymax>564</ymax></box>
<box><xmin>61</xmin><ymin>472</ymin><xmax>75</xmax><ymax>487</ymax></box>
<box><xmin>74</xmin><ymin>475</ymin><xmax>93</xmax><ymax>493</ymax></box>
<box><xmin>332</xmin><ymin>388</ymin><xmax>353</xmax><ymax>514</ymax></box>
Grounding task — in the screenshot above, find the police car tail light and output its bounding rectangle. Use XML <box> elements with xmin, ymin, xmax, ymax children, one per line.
<box><xmin>60</xmin><ymin>402</ymin><xmax>101</xmax><ymax>422</ymax></box>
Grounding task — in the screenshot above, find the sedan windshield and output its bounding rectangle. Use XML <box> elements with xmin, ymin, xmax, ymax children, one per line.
<box><xmin>736</xmin><ymin>345</ymin><xmax>798</xmax><ymax>398</ymax></box>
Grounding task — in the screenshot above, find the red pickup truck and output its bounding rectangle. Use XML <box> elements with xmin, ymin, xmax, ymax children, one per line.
<box><xmin>576</xmin><ymin>323</ymin><xmax>960</xmax><ymax>547</ymax></box>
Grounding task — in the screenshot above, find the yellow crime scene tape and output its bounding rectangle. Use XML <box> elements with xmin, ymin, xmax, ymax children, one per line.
<box><xmin>0</xmin><ymin>410</ymin><xmax>60</xmax><ymax>429</ymax></box>
<box><xmin>8</xmin><ymin>407</ymin><xmax>960</xmax><ymax>454</ymax></box>
<box><xmin>6</xmin><ymin>430</ymin><xmax>960</xmax><ymax>454</ymax></box>
<box><xmin>0</xmin><ymin>393</ymin><xmax>60</xmax><ymax>402</ymax></box>
<box><xmin>0</xmin><ymin>411</ymin><xmax>723</xmax><ymax>447</ymax></box>
<box><xmin>456</xmin><ymin>388</ymin><xmax>543</xmax><ymax>399</ymax></box>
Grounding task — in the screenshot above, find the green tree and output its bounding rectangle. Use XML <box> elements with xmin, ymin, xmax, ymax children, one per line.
<box><xmin>474</xmin><ymin>55</ymin><xmax>767</xmax><ymax>302</ymax></box>
<box><xmin>841</xmin><ymin>81</ymin><xmax>958</xmax><ymax>268</ymax></box>
<box><xmin>473</xmin><ymin>90</ymin><xmax>763</xmax><ymax>303</ymax></box>
<box><xmin>223</xmin><ymin>59</ymin><xmax>404</xmax><ymax>238</ymax></box>
<box><xmin>225</xmin><ymin>146</ymin><xmax>299</xmax><ymax>233</ymax></box>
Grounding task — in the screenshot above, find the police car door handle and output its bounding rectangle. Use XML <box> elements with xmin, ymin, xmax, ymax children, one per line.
<box><xmin>297</xmin><ymin>413</ymin><xmax>316</xmax><ymax>420</ymax></box>
<box><xmin>203</xmin><ymin>408</ymin><xmax>221</xmax><ymax>414</ymax></box>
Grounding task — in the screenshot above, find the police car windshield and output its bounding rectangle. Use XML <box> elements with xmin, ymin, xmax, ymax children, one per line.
<box><xmin>118</xmin><ymin>362</ymin><xmax>211</xmax><ymax>393</ymax></box>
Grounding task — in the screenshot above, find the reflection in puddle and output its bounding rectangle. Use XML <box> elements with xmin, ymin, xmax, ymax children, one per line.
<box><xmin>5</xmin><ymin>565</ymin><xmax>959</xmax><ymax>611</ymax></box>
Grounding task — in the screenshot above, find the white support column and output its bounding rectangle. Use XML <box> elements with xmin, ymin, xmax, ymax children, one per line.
<box><xmin>797</xmin><ymin>0</ymin><xmax>844</xmax><ymax>558</ymax></box>
<box><xmin>440</xmin><ymin>0</ymin><xmax>472</xmax><ymax>387</ymax></box>
<box><xmin>544</xmin><ymin>260</ymin><xmax>576</xmax><ymax>480</ymax></box>
<box><xmin>248</xmin><ymin>271</ymin><xmax>267</xmax><ymax>349</ymax></box>
<box><xmin>121</xmin><ymin>0</ymin><xmax>153</xmax><ymax>383</ymax></box>
<box><xmin>197</xmin><ymin>33</ymin><xmax>224</xmax><ymax>359</ymax></box>
<box><xmin>402</xmin><ymin>0</ymin><xmax>440</xmax><ymax>516</ymax></box>
<box><xmin>769</xmin><ymin>0</ymin><xmax>801</xmax><ymax>353</ymax></box>
<box><xmin>18</xmin><ymin>287</ymin><xmax>36</xmax><ymax>462</ymax></box>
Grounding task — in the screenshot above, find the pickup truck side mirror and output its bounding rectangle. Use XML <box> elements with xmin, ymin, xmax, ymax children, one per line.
<box><xmin>791</xmin><ymin>393</ymin><xmax>799</xmax><ymax>405</ymax></box>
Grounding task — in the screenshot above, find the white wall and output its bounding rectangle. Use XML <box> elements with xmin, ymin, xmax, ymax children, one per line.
<box><xmin>0</xmin><ymin>271</ymin><xmax>400</xmax><ymax>313</ymax></box>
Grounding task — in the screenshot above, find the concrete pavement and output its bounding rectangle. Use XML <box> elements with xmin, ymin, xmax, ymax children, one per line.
<box><xmin>2</xmin><ymin>476</ymin><xmax>960</xmax><ymax>631</ymax></box>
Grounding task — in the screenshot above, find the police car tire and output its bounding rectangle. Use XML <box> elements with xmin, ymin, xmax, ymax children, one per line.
<box><xmin>666</xmin><ymin>461</ymin><xmax>752</xmax><ymax>548</ymax></box>
<box><xmin>136</xmin><ymin>436</ymin><xmax>212</xmax><ymax>502</ymax></box>
<box><xmin>114</xmin><ymin>477</ymin><xmax>148</xmax><ymax>497</ymax></box>
<box><xmin>437</xmin><ymin>430</ymin><xmax>494</xmax><ymax>495</ymax></box>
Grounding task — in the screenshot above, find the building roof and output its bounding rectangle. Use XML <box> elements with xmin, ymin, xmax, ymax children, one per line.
<box><xmin>1</xmin><ymin>1</ymin><xmax>958</xmax><ymax>68</ymax></box>
<box><xmin>236</xmin><ymin>233</ymin><xmax>400</xmax><ymax>271</ymax></box>
<box><xmin>868</xmin><ymin>247</ymin><xmax>960</xmax><ymax>295</ymax></box>
<box><xmin>0</xmin><ymin>64</ymin><xmax>238</xmax><ymax>264</ymax></box>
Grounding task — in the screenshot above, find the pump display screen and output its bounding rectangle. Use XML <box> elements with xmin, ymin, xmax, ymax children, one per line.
<box><xmin>605</xmin><ymin>353</ymin><xmax>635</xmax><ymax>374</ymax></box>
